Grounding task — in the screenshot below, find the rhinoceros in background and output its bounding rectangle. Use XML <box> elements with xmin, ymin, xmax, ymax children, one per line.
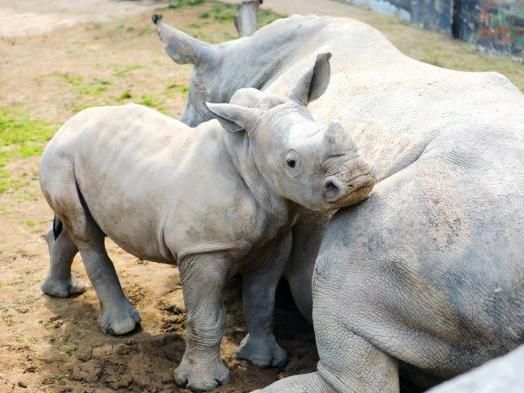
<box><xmin>154</xmin><ymin>11</ymin><xmax>524</xmax><ymax>393</ymax></box>
<box><xmin>39</xmin><ymin>53</ymin><xmax>376</xmax><ymax>392</ymax></box>
<box><xmin>426</xmin><ymin>345</ymin><xmax>524</xmax><ymax>393</ymax></box>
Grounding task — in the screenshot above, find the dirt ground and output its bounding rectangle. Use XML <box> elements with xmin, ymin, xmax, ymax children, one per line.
<box><xmin>1</xmin><ymin>1</ymin><xmax>523</xmax><ymax>393</ymax></box>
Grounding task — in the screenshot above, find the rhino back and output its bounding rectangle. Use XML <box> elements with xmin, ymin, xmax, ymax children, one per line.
<box><xmin>42</xmin><ymin>104</ymin><xmax>254</xmax><ymax>262</ymax></box>
<box><xmin>213</xmin><ymin>15</ymin><xmax>523</xmax><ymax>181</ymax></box>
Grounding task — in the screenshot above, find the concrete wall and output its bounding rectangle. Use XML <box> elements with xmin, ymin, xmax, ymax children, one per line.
<box><xmin>342</xmin><ymin>0</ymin><xmax>524</xmax><ymax>59</ymax></box>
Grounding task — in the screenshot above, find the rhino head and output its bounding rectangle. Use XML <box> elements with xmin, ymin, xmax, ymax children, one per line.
<box><xmin>153</xmin><ymin>14</ymin><xmax>298</xmax><ymax>127</ymax></box>
<box><xmin>205</xmin><ymin>53</ymin><xmax>376</xmax><ymax>211</ymax></box>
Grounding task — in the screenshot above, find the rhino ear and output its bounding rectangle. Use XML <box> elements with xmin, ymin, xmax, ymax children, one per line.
<box><xmin>153</xmin><ymin>14</ymin><xmax>217</xmax><ymax>65</ymax></box>
<box><xmin>291</xmin><ymin>52</ymin><xmax>332</xmax><ymax>105</ymax></box>
<box><xmin>205</xmin><ymin>102</ymin><xmax>260</xmax><ymax>133</ymax></box>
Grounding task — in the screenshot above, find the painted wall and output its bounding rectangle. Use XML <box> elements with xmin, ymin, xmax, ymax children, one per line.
<box><xmin>342</xmin><ymin>0</ymin><xmax>524</xmax><ymax>59</ymax></box>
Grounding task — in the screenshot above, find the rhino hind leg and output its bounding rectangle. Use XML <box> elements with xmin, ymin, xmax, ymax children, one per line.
<box><xmin>41</xmin><ymin>224</ymin><xmax>86</xmax><ymax>298</ymax></box>
<box><xmin>76</xmin><ymin>238</ymin><xmax>141</xmax><ymax>336</ymax></box>
<box><xmin>252</xmin><ymin>371</ymin><xmax>336</xmax><ymax>393</ymax></box>
<box><xmin>237</xmin><ymin>233</ymin><xmax>292</xmax><ymax>368</ymax></box>
<box><xmin>44</xmin><ymin>170</ymin><xmax>140</xmax><ymax>336</ymax></box>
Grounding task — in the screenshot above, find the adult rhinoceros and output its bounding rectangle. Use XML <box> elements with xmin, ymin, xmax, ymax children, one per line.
<box><xmin>154</xmin><ymin>12</ymin><xmax>524</xmax><ymax>393</ymax></box>
<box><xmin>39</xmin><ymin>54</ymin><xmax>376</xmax><ymax>392</ymax></box>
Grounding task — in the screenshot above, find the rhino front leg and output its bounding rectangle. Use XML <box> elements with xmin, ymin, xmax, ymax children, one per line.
<box><xmin>237</xmin><ymin>233</ymin><xmax>291</xmax><ymax>368</ymax></box>
<box><xmin>174</xmin><ymin>255</ymin><xmax>232</xmax><ymax>392</ymax></box>
<box><xmin>252</xmin><ymin>372</ymin><xmax>336</xmax><ymax>393</ymax></box>
<box><xmin>253</xmin><ymin>330</ymin><xmax>398</xmax><ymax>393</ymax></box>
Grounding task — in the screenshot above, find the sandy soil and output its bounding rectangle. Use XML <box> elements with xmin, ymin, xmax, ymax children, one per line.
<box><xmin>0</xmin><ymin>2</ymin><xmax>316</xmax><ymax>392</ymax></box>
<box><xmin>0</xmin><ymin>0</ymin><xmax>164</xmax><ymax>38</ymax></box>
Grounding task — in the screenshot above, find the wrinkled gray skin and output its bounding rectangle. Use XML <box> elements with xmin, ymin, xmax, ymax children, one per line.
<box><xmin>427</xmin><ymin>345</ymin><xmax>524</xmax><ymax>393</ymax></box>
<box><xmin>235</xmin><ymin>0</ymin><xmax>262</xmax><ymax>37</ymax></box>
<box><xmin>39</xmin><ymin>53</ymin><xmax>376</xmax><ymax>392</ymax></box>
<box><xmin>155</xmin><ymin>13</ymin><xmax>524</xmax><ymax>393</ymax></box>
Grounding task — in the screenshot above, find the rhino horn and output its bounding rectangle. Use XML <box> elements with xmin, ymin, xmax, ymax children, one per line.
<box><xmin>152</xmin><ymin>14</ymin><xmax>217</xmax><ymax>65</ymax></box>
<box><xmin>205</xmin><ymin>102</ymin><xmax>261</xmax><ymax>133</ymax></box>
<box><xmin>234</xmin><ymin>0</ymin><xmax>263</xmax><ymax>37</ymax></box>
<box><xmin>291</xmin><ymin>52</ymin><xmax>332</xmax><ymax>105</ymax></box>
<box><xmin>325</xmin><ymin>121</ymin><xmax>355</xmax><ymax>149</ymax></box>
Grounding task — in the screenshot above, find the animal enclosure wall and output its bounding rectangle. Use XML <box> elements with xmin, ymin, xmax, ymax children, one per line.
<box><xmin>343</xmin><ymin>0</ymin><xmax>524</xmax><ymax>59</ymax></box>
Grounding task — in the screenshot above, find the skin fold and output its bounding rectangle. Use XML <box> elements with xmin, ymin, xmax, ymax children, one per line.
<box><xmin>39</xmin><ymin>54</ymin><xmax>375</xmax><ymax>392</ymax></box>
<box><xmin>154</xmin><ymin>13</ymin><xmax>524</xmax><ymax>392</ymax></box>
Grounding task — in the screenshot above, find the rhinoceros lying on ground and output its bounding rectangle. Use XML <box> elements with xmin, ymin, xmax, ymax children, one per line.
<box><xmin>154</xmin><ymin>12</ymin><xmax>524</xmax><ymax>392</ymax></box>
<box><xmin>39</xmin><ymin>53</ymin><xmax>376</xmax><ymax>392</ymax></box>
<box><xmin>427</xmin><ymin>345</ymin><xmax>524</xmax><ymax>393</ymax></box>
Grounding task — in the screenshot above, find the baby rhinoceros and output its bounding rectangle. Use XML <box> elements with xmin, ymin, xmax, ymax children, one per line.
<box><xmin>39</xmin><ymin>53</ymin><xmax>375</xmax><ymax>392</ymax></box>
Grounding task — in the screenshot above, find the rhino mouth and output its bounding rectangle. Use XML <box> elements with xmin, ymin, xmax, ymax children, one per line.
<box><xmin>326</xmin><ymin>173</ymin><xmax>376</xmax><ymax>207</ymax></box>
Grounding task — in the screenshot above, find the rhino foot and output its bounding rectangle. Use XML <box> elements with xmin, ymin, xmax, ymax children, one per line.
<box><xmin>174</xmin><ymin>353</ymin><xmax>230</xmax><ymax>392</ymax></box>
<box><xmin>41</xmin><ymin>275</ymin><xmax>87</xmax><ymax>298</ymax></box>
<box><xmin>99</xmin><ymin>300</ymin><xmax>141</xmax><ymax>336</ymax></box>
<box><xmin>237</xmin><ymin>333</ymin><xmax>288</xmax><ymax>368</ymax></box>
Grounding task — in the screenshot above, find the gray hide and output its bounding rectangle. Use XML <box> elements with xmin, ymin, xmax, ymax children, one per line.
<box><xmin>39</xmin><ymin>55</ymin><xmax>375</xmax><ymax>392</ymax></box>
<box><xmin>426</xmin><ymin>345</ymin><xmax>524</xmax><ymax>393</ymax></box>
<box><xmin>154</xmin><ymin>14</ymin><xmax>524</xmax><ymax>393</ymax></box>
<box><xmin>235</xmin><ymin>0</ymin><xmax>262</xmax><ymax>37</ymax></box>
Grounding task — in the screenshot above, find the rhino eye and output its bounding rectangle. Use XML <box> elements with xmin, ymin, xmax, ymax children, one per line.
<box><xmin>285</xmin><ymin>150</ymin><xmax>300</xmax><ymax>171</ymax></box>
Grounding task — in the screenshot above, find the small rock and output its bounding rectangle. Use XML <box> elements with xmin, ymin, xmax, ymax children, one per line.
<box><xmin>35</xmin><ymin>344</ymin><xmax>66</xmax><ymax>362</ymax></box>
<box><xmin>114</xmin><ymin>343</ymin><xmax>131</xmax><ymax>355</ymax></box>
<box><xmin>91</xmin><ymin>344</ymin><xmax>112</xmax><ymax>359</ymax></box>
<box><xmin>132</xmin><ymin>375</ymin><xmax>148</xmax><ymax>388</ymax></box>
<box><xmin>108</xmin><ymin>374</ymin><xmax>132</xmax><ymax>390</ymax></box>
<box><xmin>17</xmin><ymin>381</ymin><xmax>27</xmax><ymax>388</ymax></box>
<box><xmin>160</xmin><ymin>371</ymin><xmax>173</xmax><ymax>384</ymax></box>
<box><xmin>77</xmin><ymin>346</ymin><xmax>92</xmax><ymax>362</ymax></box>
<box><xmin>71</xmin><ymin>361</ymin><xmax>103</xmax><ymax>383</ymax></box>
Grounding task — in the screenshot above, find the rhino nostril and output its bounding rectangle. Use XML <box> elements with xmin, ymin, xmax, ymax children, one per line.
<box><xmin>324</xmin><ymin>180</ymin><xmax>340</xmax><ymax>201</ymax></box>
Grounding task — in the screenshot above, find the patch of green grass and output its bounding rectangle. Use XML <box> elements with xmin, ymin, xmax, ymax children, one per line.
<box><xmin>53</xmin><ymin>72</ymin><xmax>110</xmax><ymax>97</ymax></box>
<box><xmin>165</xmin><ymin>82</ymin><xmax>189</xmax><ymax>99</ymax></box>
<box><xmin>0</xmin><ymin>108</ymin><xmax>55</xmax><ymax>193</ymax></box>
<box><xmin>167</xmin><ymin>0</ymin><xmax>205</xmax><ymax>9</ymax></box>
<box><xmin>24</xmin><ymin>219</ymin><xmax>38</xmax><ymax>227</ymax></box>
<box><xmin>138</xmin><ymin>94</ymin><xmax>166</xmax><ymax>112</ymax></box>
<box><xmin>119</xmin><ymin>90</ymin><xmax>133</xmax><ymax>101</ymax></box>
<box><xmin>195</xmin><ymin>3</ymin><xmax>281</xmax><ymax>27</ymax></box>
<box><xmin>259</xmin><ymin>9</ymin><xmax>283</xmax><ymax>27</ymax></box>
<box><xmin>112</xmin><ymin>64</ymin><xmax>143</xmax><ymax>77</ymax></box>
<box><xmin>210</xmin><ymin>3</ymin><xmax>236</xmax><ymax>22</ymax></box>
<box><xmin>61</xmin><ymin>345</ymin><xmax>76</xmax><ymax>356</ymax></box>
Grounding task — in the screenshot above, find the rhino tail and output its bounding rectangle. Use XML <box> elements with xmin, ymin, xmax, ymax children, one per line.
<box><xmin>52</xmin><ymin>215</ymin><xmax>63</xmax><ymax>240</ymax></box>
